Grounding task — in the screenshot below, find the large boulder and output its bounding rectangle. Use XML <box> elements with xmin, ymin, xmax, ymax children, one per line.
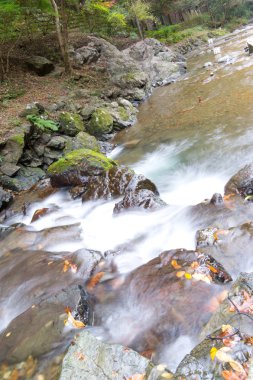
<box><xmin>59</xmin><ymin>330</ymin><xmax>154</xmax><ymax>380</ymax></box>
<box><xmin>91</xmin><ymin>249</ymin><xmax>231</xmax><ymax>353</ymax></box>
<box><xmin>87</xmin><ymin>108</ymin><xmax>114</xmax><ymax>136</ymax></box>
<box><xmin>0</xmin><ymin>133</ymin><xmax>25</xmax><ymax>165</ymax></box>
<box><xmin>26</xmin><ymin>56</ymin><xmax>54</xmax><ymax>76</ymax></box>
<box><xmin>63</xmin><ymin>132</ymin><xmax>100</xmax><ymax>154</ymax></box>
<box><xmin>47</xmin><ymin>148</ymin><xmax>116</xmax><ymax>187</ymax></box>
<box><xmin>58</xmin><ymin>112</ymin><xmax>85</xmax><ymax>136</ymax></box>
<box><xmin>224</xmin><ymin>163</ymin><xmax>253</xmax><ymax>198</ymax></box>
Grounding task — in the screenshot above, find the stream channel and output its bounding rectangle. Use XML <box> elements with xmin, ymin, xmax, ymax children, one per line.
<box><xmin>3</xmin><ymin>25</ymin><xmax>253</xmax><ymax>375</ymax></box>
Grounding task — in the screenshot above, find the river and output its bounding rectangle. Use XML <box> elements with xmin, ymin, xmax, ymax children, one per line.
<box><xmin>2</xmin><ymin>25</ymin><xmax>253</xmax><ymax>375</ymax></box>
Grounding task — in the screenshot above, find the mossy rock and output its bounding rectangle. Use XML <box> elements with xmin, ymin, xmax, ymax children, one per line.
<box><xmin>47</xmin><ymin>149</ymin><xmax>116</xmax><ymax>187</ymax></box>
<box><xmin>64</xmin><ymin>132</ymin><xmax>100</xmax><ymax>154</ymax></box>
<box><xmin>59</xmin><ymin>112</ymin><xmax>85</xmax><ymax>137</ymax></box>
<box><xmin>87</xmin><ymin>108</ymin><xmax>113</xmax><ymax>137</ymax></box>
<box><xmin>0</xmin><ymin>133</ymin><xmax>25</xmax><ymax>165</ymax></box>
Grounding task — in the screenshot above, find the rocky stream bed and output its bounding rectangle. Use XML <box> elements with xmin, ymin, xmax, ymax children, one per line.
<box><xmin>2</xmin><ymin>27</ymin><xmax>253</xmax><ymax>380</ymax></box>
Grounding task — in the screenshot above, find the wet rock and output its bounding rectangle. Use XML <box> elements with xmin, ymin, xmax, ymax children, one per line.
<box><xmin>210</xmin><ymin>193</ymin><xmax>224</xmax><ymax>206</ymax></box>
<box><xmin>0</xmin><ymin>166</ymin><xmax>45</xmax><ymax>192</ymax></box>
<box><xmin>26</xmin><ymin>56</ymin><xmax>54</xmax><ymax>76</ymax></box>
<box><xmin>47</xmin><ymin>149</ymin><xmax>116</xmax><ymax>188</ymax></box>
<box><xmin>59</xmin><ymin>330</ymin><xmax>154</xmax><ymax>380</ymax></box>
<box><xmin>87</xmin><ymin>108</ymin><xmax>114</xmax><ymax>136</ymax></box>
<box><xmin>247</xmin><ymin>39</ymin><xmax>253</xmax><ymax>54</ymax></box>
<box><xmin>196</xmin><ymin>227</ymin><xmax>218</xmax><ymax>248</ymax></box>
<box><xmin>109</xmin><ymin>104</ymin><xmax>137</xmax><ymax>131</ymax></box>
<box><xmin>59</xmin><ymin>112</ymin><xmax>85</xmax><ymax>136</ymax></box>
<box><xmin>114</xmin><ymin>174</ymin><xmax>166</xmax><ymax>213</ymax></box>
<box><xmin>175</xmin><ymin>327</ymin><xmax>253</xmax><ymax>380</ymax></box>
<box><xmin>0</xmin><ymin>248</ymin><xmax>102</xmax><ymax>363</ymax></box>
<box><xmin>81</xmin><ymin>166</ymin><xmax>134</xmax><ymax>202</ymax></box>
<box><xmin>224</xmin><ymin>163</ymin><xmax>253</xmax><ymax>197</ymax></box>
<box><xmin>92</xmin><ymin>249</ymin><xmax>231</xmax><ymax>353</ymax></box>
<box><xmin>31</xmin><ymin>206</ymin><xmax>59</xmax><ymax>223</ymax></box>
<box><xmin>0</xmin><ymin>187</ymin><xmax>13</xmax><ymax>211</ymax></box>
<box><xmin>196</xmin><ymin>222</ymin><xmax>253</xmax><ymax>278</ymax></box>
<box><xmin>204</xmin><ymin>62</ymin><xmax>213</xmax><ymax>68</ymax></box>
<box><xmin>201</xmin><ymin>272</ymin><xmax>253</xmax><ymax>339</ymax></box>
<box><xmin>63</xmin><ymin>132</ymin><xmax>100</xmax><ymax>154</ymax></box>
<box><xmin>217</xmin><ymin>55</ymin><xmax>233</xmax><ymax>64</ymax></box>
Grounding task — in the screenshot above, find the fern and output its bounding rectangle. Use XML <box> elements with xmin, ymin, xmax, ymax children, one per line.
<box><xmin>27</xmin><ymin>115</ymin><xmax>59</xmax><ymax>132</ymax></box>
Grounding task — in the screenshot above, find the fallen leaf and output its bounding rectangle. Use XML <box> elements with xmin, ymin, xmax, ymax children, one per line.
<box><xmin>184</xmin><ymin>273</ymin><xmax>192</xmax><ymax>280</ymax></box>
<box><xmin>75</xmin><ymin>352</ymin><xmax>85</xmax><ymax>361</ymax></box>
<box><xmin>176</xmin><ymin>271</ymin><xmax>185</xmax><ymax>278</ymax></box>
<box><xmin>224</xmin><ymin>194</ymin><xmax>235</xmax><ymax>200</ymax></box>
<box><xmin>215</xmin><ymin>348</ymin><xmax>233</xmax><ymax>362</ymax></box>
<box><xmin>192</xmin><ymin>272</ymin><xmax>211</xmax><ymax>284</ymax></box>
<box><xmin>156</xmin><ymin>364</ymin><xmax>167</xmax><ymax>371</ymax></box>
<box><xmin>221</xmin><ymin>370</ymin><xmax>244</xmax><ymax>380</ymax></box>
<box><xmin>63</xmin><ymin>260</ymin><xmax>77</xmax><ymax>274</ymax></box>
<box><xmin>171</xmin><ymin>259</ymin><xmax>181</xmax><ymax>269</ymax></box>
<box><xmin>161</xmin><ymin>373</ymin><xmax>173</xmax><ymax>379</ymax></box>
<box><xmin>64</xmin><ymin>307</ymin><xmax>85</xmax><ymax>329</ymax></box>
<box><xmin>191</xmin><ymin>261</ymin><xmax>199</xmax><ymax>269</ymax></box>
<box><xmin>86</xmin><ymin>272</ymin><xmax>105</xmax><ymax>291</ymax></box>
<box><xmin>127</xmin><ymin>374</ymin><xmax>145</xmax><ymax>380</ymax></box>
<box><xmin>210</xmin><ymin>347</ymin><xmax>217</xmax><ymax>361</ymax></box>
<box><xmin>208</xmin><ymin>265</ymin><xmax>219</xmax><ymax>274</ymax></box>
<box><xmin>229</xmin><ymin>360</ymin><xmax>245</xmax><ymax>373</ymax></box>
<box><xmin>5</xmin><ymin>332</ymin><xmax>11</xmax><ymax>337</ymax></box>
<box><xmin>221</xmin><ymin>324</ymin><xmax>234</xmax><ymax>335</ymax></box>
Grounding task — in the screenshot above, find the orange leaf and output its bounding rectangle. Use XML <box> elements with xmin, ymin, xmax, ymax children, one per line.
<box><xmin>127</xmin><ymin>375</ymin><xmax>145</xmax><ymax>380</ymax></box>
<box><xmin>176</xmin><ymin>271</ymin><xmax>185</xmax><ymax>278</ymax></box>
<box><xmin>171</xmin><ymin>259</ymin><xmax>181</xmax><ymax>269</ymax></box>
<box><xmin>191</xmin><ymin>261</ymin><xmax>199</xmax><ymax>269</ymax></box>
<box><xmin>86</xmin><ymin>272</ymin><xmax>105</xmax><ymax>291</ymax></box>
<box><xmin>208</xmin><ymin>265</ymin><xmax>219</xmax><ymax>274</ymax></box>
<box><xmin>64</xmin><ymin>307</ymin><xmax>85</xmax><ymax>329</ymax></box>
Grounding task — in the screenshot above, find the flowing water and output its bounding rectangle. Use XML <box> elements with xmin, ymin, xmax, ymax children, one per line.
<box><xmin>3</xmin><ymin>25</ymin><xmax>253</xmax><ymax>373</ymax></box>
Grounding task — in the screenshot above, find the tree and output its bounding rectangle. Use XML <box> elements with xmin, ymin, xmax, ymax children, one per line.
<box><xmin>127</xmin><ymin>0</ymin><xmax>154</xmax><ymax>39</ymax></box>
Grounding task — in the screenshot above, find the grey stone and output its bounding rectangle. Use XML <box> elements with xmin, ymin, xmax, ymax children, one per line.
<box><xmin>26</xmin><ymin>56</ymin><xmax>54</xmax><ymax>76</ymax></box>
<box><xmin>59</xmin><ymin>112</ymin><xmax>85</xmax><ymax>136</ymax></box>
<box><xmin>63</xmin><ymin>132</ymin><xmax>100</xmax><ymax>154</ymax></box>
<box><xmin>0</xmin><ymin>134</ymin><xmax>25</xmax><ymax>165</ymax></box>
<box><xmin>19</xmin><ymin>102</ymin><xmax>45</xmax><ymax>117</ymax></box>
<box><xmin>59</xmin><ymin>330</ymin><xmax>153</xmax><ymax>380</ymax></box>
<box><xmin>47</xmin><ymin>136</ymin><xmax>67</xmax><ymax>150</ymax></box>
<box><xmin>0</xmin><ymin>163</ymin><xmax>20</xmax><ymax>177</ymax></box>
<box><xmin>0</xmin><ymin>166</ymin><xmax>45</xmax><ymax>192</ymax></box>
<box><xmin>0</xmin><ymin>187</ymin><xmax>13</xmax><ymax>211</ymax></box>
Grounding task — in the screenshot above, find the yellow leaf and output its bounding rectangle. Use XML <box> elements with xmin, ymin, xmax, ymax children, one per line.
<box><xmin>210</xmin><ymin>347</ymin><xmax>217</xmax><ymax>361</ymax></box>
<box><xmin>64</xmin><ymin>307</ymin><xmax>85</xmax><ymax>329</ymax></box>
<box><xmin>176</xmin><ymin>271</ymin><xmax>185</xmax><ymax>278</ymax></box>
<box><xmin>221</xmin><ymin>325</ymin><xmax>233</xmax><ymax>334</ymax></box>
<box><xmin>161</xmin><ymin>373</ymin><xmax>173</xmax><ymax>379</ymax></box>
<box><xmin>5</xmin><ymin>331</ymin><xmax>11</xmax><ymax>337</ymax></box>
<box><xmin>229</xmin><ymin>360</ymin><xmax>245</xmax><ymax>373</ymax></box>
<box><xmin>156</xmin><ymin>364</ymin><xmax>167</xmax><ymax>371</ymax></box>
<box><xmin>215</xmin><ymin>348</ymin><xmax>233</xmax><ymax>362</ymax></box>
<box><xmin>185</xmin><ymin>273</ymin><xmax>192</xmax><ymax>280</ymax></box>
<box><xmin>171</xmin><ymin>259</ymin><xmax>181</xmax><ymax>269</ymax></box>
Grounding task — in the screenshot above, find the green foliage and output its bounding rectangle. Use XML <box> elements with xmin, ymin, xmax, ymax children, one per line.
<box><xmin>26</xmin><ymin>115</ymin><xmax>59</xmax><ymax>131</ymax></box>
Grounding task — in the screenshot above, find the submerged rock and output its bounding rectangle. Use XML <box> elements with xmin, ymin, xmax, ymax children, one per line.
<box><xmin>92</xmin><ymin>249</ymin><xmax>231</xmax><ymax>353</ymax></box>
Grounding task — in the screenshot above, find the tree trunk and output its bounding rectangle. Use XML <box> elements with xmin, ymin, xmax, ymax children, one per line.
<box><xmin>50</xmin><ymin>0</ymin><xmax>72</xmax><ymax>74</ymax></box>
<box><xmin>136</xmin><ymin>17</ymin><xmax>144</xmax><ymax>40</ymax></box>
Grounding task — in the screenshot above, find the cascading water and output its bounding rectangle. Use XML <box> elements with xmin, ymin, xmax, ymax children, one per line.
<box><xmin>3</xmin><ymin>25</ymin><xmax>253</xmax><ymax>372</ymax></box>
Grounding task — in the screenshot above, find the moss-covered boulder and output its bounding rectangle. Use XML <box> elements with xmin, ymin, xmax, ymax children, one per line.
<box><xmin>87</xmin><ymin>108</ymin><xmax>113</xmax><ymax>136</ymax></box>
<box><xmin>0</xmin><ymin>133</ymin><xmax>25</xmax><ymax>165</ymax></box>
<box><xmin>47</xmin><ymin>149</ymin><xmax>116</xmax><ymax>187</ymax></box>
<box><xmin>59</xmin><ymin>112</ymin><xmax>85</xmax><ymax>137</ymax></box>
<box><xmin>64</xmin><ymin>132</ymin><xmax>100</xmax><ymax>154</ymax></box>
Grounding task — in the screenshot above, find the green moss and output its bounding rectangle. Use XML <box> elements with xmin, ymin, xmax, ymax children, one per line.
<box><xmin>59</xmin><ymin>112</ymin><xmax>84</xmax><ymax>136</ymax></box>
<box><xmin>64</xmin><ymin>132</ymin><xmax>100</xmax><ymax>154</ymax></box>
<box><xmin>118</xmin><ymin>106</ymin><xmax>129</xmax><ymax>121</ymax></box>
<box><xmin>47</xmin><ymin>148</ymin><xmax>116</xmax><ymax>175</ymax></box>
<box><xmin>10</xmin><ymin>134</ymin><xmax>24</xmax><ymax>146</ymax></box>
<box><xmin>88</xmin><ymin>108</ymin><xmax>113</xmax><ymax>136</ymax></box>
